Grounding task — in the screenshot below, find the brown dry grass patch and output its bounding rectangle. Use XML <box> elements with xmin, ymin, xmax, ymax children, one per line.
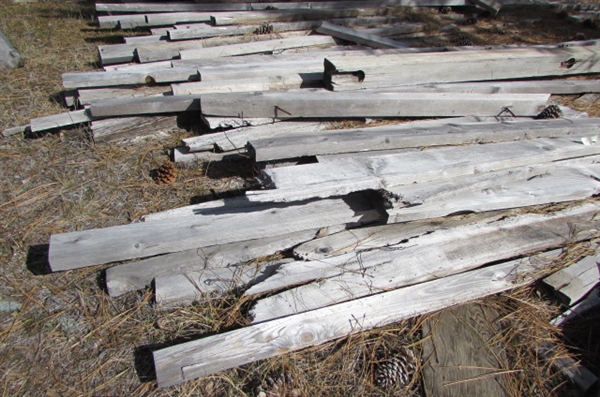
<box><xmin>0</xmin><ymin>1</ymin><xmax>599</xmax><ymax>396</ymax></box>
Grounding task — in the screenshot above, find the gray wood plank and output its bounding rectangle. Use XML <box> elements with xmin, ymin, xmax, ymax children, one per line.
<box><xmin>168</xmin><ymin>21</ymin><xmax>320</xmax><ymax>41</ymax></box>
<box><xmin>422</xmin><ymin>303</ymin><xmax>509</xmax><ymax>397</ymax></box>
<box><xmin>178</xmin><ymin>35</ymin><xmax>336</xmax><ymax>60</ymax></box>
<box><xmin>249</xmin><ymin>117</ymin><xmax>600</xmax><ymax>162</ymax></box>
<box><xmin>324</xmin><ymin>44</ymin><xmax>600</xmax><ymax>91</ymax></box>
<box><xmin>106</xmin><ymin>229</ymin><xmax>320</xmax><ymax>297</ymax></box>
<box><xmin>551</xmin><ymin>286</ymin><xmax>600</xmax><ymax>327</ymax></box>
<box><xmin>62</xmin><ymin>68</ymin><xmax>199</xmax><ymax>89</ymax></box>
<box><xmin>89</xmin><ymin>95</ymin><xmax>202</xmax><ymax>117</ymax></box>
<box><xmin>317</xmin><ymin>21</ymin><xmax>411</xmax><ymax>49</ymax></box>
<box><xmin>201</xmin><ymin>116</ymin><xmax>275</xmax><ymax>130</ymax></box>
<box><xmin>247</xmin><ymin>137</ymin><xmax>598</xmax><ymax>203</ymax></box>
<box><xmin>30</xmin><ymin>110</ymin><xmax>91</xmax><ymax>133</ymax></box>
<box><xmin>247</xmin><ymin>203</ymin><xmax>600</xmax><ymax>322</ymax></box>
<box><xmin>200</xmin><ymin>91</ymin><xmax>549</xmax><ymax>118</ymax></box>
<box><xmin>48</xmin><ymin>193</ymin><xmax>384</xmax><ymax>271</ymax></box>
<box><xmin>153</xmin><ymin>251</ymin><xmax>556</xmax><ymax>388</ymax></box>
<box><xmin>92</xmin><ymin>115</ymin><xmax>179</xmax><ymax>143</ymax></box>
<box><xmin>543</xmin><ymin>250</ymin><xmax>600</xmax><ymax>305</ymax></box>
<box><xmin>78</xmin><ymin>86</ymin><xmax>168</xmax><ymax>107</ymax></box>
<box><xmin>210</xmin><ymin>9</ymin><xmax>386</xmax><ymax>26</ymax></box>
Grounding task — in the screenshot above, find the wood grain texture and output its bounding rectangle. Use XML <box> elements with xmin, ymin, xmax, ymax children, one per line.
<box><xmin>543</xmin><ymin>250</ymin><xmax>600</xmax><ymax>305</ymax></box>
<box><xmin>249</xmin><ymin>117</ymin><xmax>600</xmax><ymax>162</ymax></box>
<box><xmin>92</xmin><ymin>115</ymin><xmax>179</xmax><ymax>143</ymax></box>
<box><xmin>49</xmin><ymin>193</ymin><xmax>384</xmax><ymax>271</ymax></box>
<box><xmin>247</xmin><ymin>203</ymin><xmax>600</xmax><ymax>321</ymax></box>
<box><xmin>30</xmin><ymin>110</ymin><xmax>91</xmax><ymax>133</ymax></box>
<box><xmin>422</xmin><ymin>303</ymin><xmax>509</xmax><ymax>397</ymax></box>
<box><xmin>316</xmin><ymin>22</ymin><xmax>410</xmax><ymax>49</ymax></box>
<box><xmin>552</xmin><ymin>286</ymin><xmax>600</xmax><ymax>327</ymax></box>
<box><xmin>153</xmin><ymin>252</ymin><xmax>555</xmax><ymax>387</ymax></box>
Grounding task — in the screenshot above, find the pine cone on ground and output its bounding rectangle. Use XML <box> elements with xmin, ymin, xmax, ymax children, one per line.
<box><xmin>454</xmin><ymin>34</ymin><xmax>473</xmax><ymax>46</ymax></box>
<box><xmin>439</xmin><ymin>6</ymin><xmax>452</xmax><ymax>14</ymax></box>
<box><xmin>374</xmin><ymin>346</ymin><xmax>417</xmax><ymax>389</ymax></box>
<box><xmin>535</xmin><ymin>105</ymin><xmax>563</xmax><ymax>119</ymax></box>
<box><xmin>255</xmin><ymin>371</ymin><xmax>301</xmax><ymax>397</ymax></box>
<box><xmin>154</xmin><ymin>160</ymin><xmax>177</xmax><ymax>184</ymax></box>
<box><xmin>255</xmin><ymin>22</ymin><xmax>274</xmax><ymax>35</ymax></box>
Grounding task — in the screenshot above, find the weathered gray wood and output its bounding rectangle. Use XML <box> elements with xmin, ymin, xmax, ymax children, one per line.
<box><xmin>136</xmin><ymin>30</ymin><xmax>310</xmax><ymax>63</ymax></box>
<box><xmin>153</xmin><ymin>251</ymin><xmax>555</xmax><ymax>388</ymax></box>
<box><xmin>358</xmin><ymin>23</ymin><xmax>425</xmax><ymax>37</ymax></box>
<box><xmin>106</xmin><ymin>229</ymin><xmax>321</xmax><ymax>297</ymax></box>
<box><xmin>171</xmin><ymin>75</ymin><xmax>316</xmax><ymax>96</ymax></box>
<box><xmin>124</xmin><ymin>34</ymin><xmax>166</xmax><ymax>45</ymax></box>
<box><xmin>103</xmin><ymin>60</ymin><xmax>173</xmax><ymax>73</ymax></box>
<box><xmin>469</xmin><ymin>0</ymin><xmax>502</xmax><ymax>14</ymax></box>
<box><xmin>324</xmin><ymin>44</ymin><xmax>600</xmax><ymax>91</ymax></box>
<box><xmin>386</xmin><ymin>159</ymin><xmax>600</xmax><ymax>223</ymax></box>
<box><xmin>48</xmin><ymin>193</ymin><xmax>384</xmax><ymax>271</ymax></box>
<box><xmin>422</xmin><ymin>303</ymin><xmax>509</xmax><ymax>397</ymax></box>
<box><xmin>146</xmin><ymin>12</ymin><xmax>213</xmax><ymax>27</ymax></box>
<box><xmin>200</xmin><ymin>91</ymin><xmax>549</xmax><ymax>118</ymax></box>
<box><xmin>184</xmin><ymin>120</ymin><xmax>326</xmax><ymax>152</ymax></box>
<box><xmin>2</xmin><ymin>124</ymin><xmax>30</xmax><ymax>137</ymax></box>
<box><xmin>30</xmin><ymin>110</ymin><xmax>91</xmax><ymax>133</ymax></box>
<box><xmin>78</xmin><ymin>86</ymin><xmax>168</xmax><ymax>106</ymax></box>
<box><xmin>168</xmin><ymin>21</ymin><xmax>317</xmax><ymax>40</ymax></box>
<box><xmin>247</xmin><ymin>137</ymin><xmax>597</xmax><ymax>203</ymax></box>
<box><xmin>210</xmin><ymin>9</ymin><xmax>385</xmax><ymax>26</ymax></box>
<box><xmin>63</xmin><ymin>68</ymin><xmax>199</xmax><ymax>89</ymax></box>
<box><xmin>249</xmin><ymin>118</ymin><xmax>600</xmax><ymax>162</ymax></box>
<box><xmin>551</xmin><ymin>286</ymin><xmax>600</xmax><ymax>327</ymax></box>
<box><xmin>316</xmin><ymin>22</ymin><xmax>410</xmax><ymax>49</ymax></box>
<box><xmin>92</xmin><ymin>115</ymin><xmax>179</xmax><ymax>143</ymax></box>
<box><xmin>372</xmin><ymin>79</ymin><xmax>600</xmax><ymax>95</ymax></box>
<box><xmin>179</xmin><ymin>35</ymin><xmax>336</xmax><ymax>60</ymax></box>
<box><xmin>543</xmin><ymin>251</ymin><xmax>600</xmax><ymax>305</ymax></box>
<box><xmin>97</xmin><ymin>14</ymin><xmax>147</xmax><ymax>30</ymax></box>
<box><xmin>173</xmin><ymin>146</ymin><xmax>239</xmax><ymax>163</ymax></box>
<box><xmin>247</xmin><ymin>203</ymin><xmax>600</xmax><ymax>321</ymax></box>
<box><xmin>537</xmin><ymin>341</ymin><xmax>598</xmax><ymax>393</ymax></box>
<box><xmin>89</xmin><ymin>95</ymin><xmax>201</xmax><ymax>117</ymax></box>
<box><xmin>294</xmin><ymin>211</ymin><xmax>508</xmax><ymax>260</ymax></box>
<box><xmin>0</xmin><ymin>30</ymin><xmax>23</xmax><ymax>69</ymax></box>
<box><xmin>201</xmin><ymin>116</ymin><xmax>275</xmax><ymax>130</ymax></box>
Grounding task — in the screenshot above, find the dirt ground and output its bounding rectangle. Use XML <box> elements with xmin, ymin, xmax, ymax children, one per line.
<box><xmin>0</xmin><ymin>1</ymin><xmax>599</xmax><ymax>396</ymax></box>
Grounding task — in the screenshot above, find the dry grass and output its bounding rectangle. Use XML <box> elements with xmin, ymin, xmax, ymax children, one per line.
<box><xmin>0</xmin><ymin>1</ymin><xmax>599</xmax><ymax>396</ymax></box>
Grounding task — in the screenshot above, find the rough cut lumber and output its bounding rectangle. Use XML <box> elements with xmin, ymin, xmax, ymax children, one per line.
<box><xmin>136</xmin><ymin>30</ymin><xmax>311</xmax><ymax>63</ymax></box>
<box><xmin>316</xmin><ymin>21</ymin><xmax>410</xmax><ymax>49</ymax></box>
<box><xmin>543</xmin><ymin>250</ymin><xmax>600</xmax><ymax>305</ymax></box>
<box><xmin>0</xmin><ymin>30</ymin><xmax>23</xmax><ymax>69</ymax></box>
<box><xmin>200</xmin><ymin>91</ymin><xmax>549</xmax><ymax>118</ymax></box>
<box><xmin>92</xmin><ymin>115</ymin><xmax>179</xmax><ymax>143</ymax></box>
<box><xmin>168</xmin><ymin>21</ymin><xmax>319</xmax><ymax>40</ymax></box>
<box><xmin>422</xmin><ymin>303</ymin><xmax>509</xmax><ymax>397</ymax></box>
<box><xmin>171</xmin><ymin>75</ymin><xmax>317</xmax><ymax>96</ymax></box>
<box><xmin>294</xmin><ymin>211</ymin><xmax>507</xmax><ymax>260</ymax></box>
<box><xmin>106</xmin><ymin>229</ymin><xmax>322</xmax><ymax>297</ymax></box>
<box><xmin>247</xmin><ymin>203</ymin><xmax>600</xmax><ymax>321</ymax></box>
<box><xmin>173</xmin><ymin>147</ymin><xmax>237</xmax><ymax>163</ymax></box>
<box><xmin>210</xmin><ymin>9</ymin><xmax>385</xmax><ymax>26</ymax></box>
<box><xmin>62</xmin><ymin>68</ymin><xmax>199</xmax><ymax>89</ymax></box>
<box><xmin>184</xmin><ymin>120</ymin><xmax>326</xmax><ymax>152</ymax></box>
<box><xmin>97</xmin><ymin>14</ymin><xmax>147</xmax><ymax>29</ymax></box>
<box><xmin>323</xmin><ymin>44</ymin><xmax>600</xmax><ymax>90</ymax></box>
<box><xmin>48</xmin><ymin>193</ymin><xmax>384</xmax><ymax>271</ymax></box>
<box><xmin>178</xmin><ymin>35</ymin><xmax>336</xmax><ymax>60</ymax></box>
<box><xmin>102</xmin><ymin>60</ymin><xmax>173</xmax><ymax>72</ymax></box>
<box><xmin>78</xmin><ymin>86</ymin><xmax>168</xmax><ymax>107</ymax></box>
<box><xmin>2</xmin><ymin>124</ymin><xmax>30</xmax><ymax>137</ymax></box>
<box><xmin>551</xmin><ymin>286</ymin><xmax>600</xmax><ymax>327</ymax></box>
<box><xmin>372</xmin><ymin>79</ymin><xmax>600</xmax><ymax>95</ymax></box>
<box><xmin>30</xmin><ymin>110</ymin><xmax>92</xmax><ymax>133</ymax></box>
<box><xmin>153</xmin><ymin>251</ymin><xmax>557</xmax><ymax>387</ymax></box>
<box><xmin>201</xmin><ymin>116</ymin><xmax>275</xmax><ymax>130</ymax></box>
<box><xmin>144</xmin><ymin>12</ymin><xmax>212</xmax><ymax>27</ymax></box>
<box><xmin>247</xmin><ymin>137</ymin><xmax>597</xmax><ymax>203</ymax></box>
<box><xmin>89</xmin><ymin>96</ymin><xmax>201</xmax><ymax>117</ymax></box>
<box><xmin>249</xmin><ymin>117</ymin><xmax>600</xmax><ymax>162</ymax></box>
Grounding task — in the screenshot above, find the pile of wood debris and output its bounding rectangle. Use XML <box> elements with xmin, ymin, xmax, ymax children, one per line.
<box><xmin>9</xmin><ymin>0</ymin><xmax>599</xmax><ymax>391</ymax></box>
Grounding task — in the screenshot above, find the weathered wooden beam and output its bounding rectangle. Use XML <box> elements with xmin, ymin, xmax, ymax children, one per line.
<box><xmin>91</xmin><ymin>115</ymin><xmax>179</xmax><ymax>143</ymax></box>
<box><xmin>184</xmin><ymin>120</ymin><xmax>326</xmax><ymax>152</ymax></box>
<box><xmin>78</xmin><ymin>86</ymin><xmax>168</xmax><ymax>107</ymax></box>
<box><xmin>178</xmin><ymin>35</ymin><xmax>336</xmax><ymax>60</ymax></box>
<box><xmin>249</xmin><ymin>118</ymin><xmax>600</xmax><ymax>162</ymax></box>
<box><xmin>168</xmin><ymin>21</ymin><xmax>319</xmax><ymax>41</ymax></box>
<box><xmin>551</xmin><ymin>286</ymin><xmax>600</xmax><ymax>327</ymax></box>
<box><xmin>316</xmin><ymin>21</ymin><xmax>410</xmax><ymax>49</ymax></box>
<box><xmin>324</xmin><ymin>44</ymin><xmax>600</xmax><ymax>90</ymax></box>
<box><xmin>30</xmin><ymin>110</ymin><xmax>92</xmax><ymax>133</ymax></box>
<box><xmin>62</xmin><ymin>68</ymin><xmax>199</xmax><ymax>89</ymax></box>
<box><xmin>247</xmin><ymin>203</ymin><xmax>600</xmax><ymax>322</ymax></box>
<box><xmin>200</xmin><ymin>91</ymin><xmax>549</xmax><ymax>118</ymax></box>
<box><xmin>210</xmin><ymin>9</ymin><xmax>385</xmax><ymax>26</ymax></box>
<box><xmin>106</xmin><ymin>229</ymin><xmax>321</xmax><ymax>297</ymax></box>
<box><xmin>200</xmin><ymin>116</ymin><xmax>275</xmax><ymax>130</ymax></box>
<box><xmin>247</xmin><ymin>137</ymin><xmax>597</xmax><ymax>203</ymax></box>
<box><xmin>48</xmin><ymin>193</ymin><xmax>384</xmax><ymax>271</ymax></box>
<box><xmin>543</xmin><ymin>250</ymin><xmax>600</xmax><ymax>305</ymax></box>
<box><xmin>172</xmin><ymin>73</ymin><xmax>322</xmax><ymax>95</ymax></box>
<box><xmin>469</xmin><ymin>0</ymin><xmax>502</xmax><ymax>15</ymax></box>
<box><xmin>89</xmin><ymin>96</ymin><xmax>202</xmax><ymax>117</ymax></box>
<box><xmin>153</xmin><ymin>250</ymin><xmax>557</xmax><ymax>387</ymax></box>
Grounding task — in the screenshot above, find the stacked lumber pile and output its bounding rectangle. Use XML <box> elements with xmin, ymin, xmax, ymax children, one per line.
<box><xmin>14</xmin><ymin>0</ymin><xmax>600</xmax><ymax>389</ymax></box>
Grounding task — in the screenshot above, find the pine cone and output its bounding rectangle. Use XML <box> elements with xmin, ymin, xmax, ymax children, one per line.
<box><xmin>535</xmin><ymin>105</ymin><xmax>563</xmax><ymax>119</ymax></box>
<box><xmin>439</xmin><ymin>6</ymin><xmax>452</xmax><ymax>14</ymax></box>
<box><xmin>454</xmin><ymin>34</ymin><xmax>473</xmax><ymax>46</ymax></box>
<box><xmin>154</xmin><ymin>160</ymin><xmax>177</xmax><ymax>184</ymax></box>
<box><xmin>375</xmin><ymin>346</ymin><xmax>417</xmax><ymax>389</ymax></box>
<box><xmin>255</xmin><ymin>371</ymin><xmax>301</xmax><ymax>397</ymax></box>
<box><xmin>255</xmin><ymin>22</ymin><xmax>274</xmax><ymax>35</ymax></box>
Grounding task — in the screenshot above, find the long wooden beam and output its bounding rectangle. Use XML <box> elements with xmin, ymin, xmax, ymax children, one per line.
<box><xmin>153</xmin><ymin>249</ymin><xmax>560</xmax><ymax>387</ymax></box>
